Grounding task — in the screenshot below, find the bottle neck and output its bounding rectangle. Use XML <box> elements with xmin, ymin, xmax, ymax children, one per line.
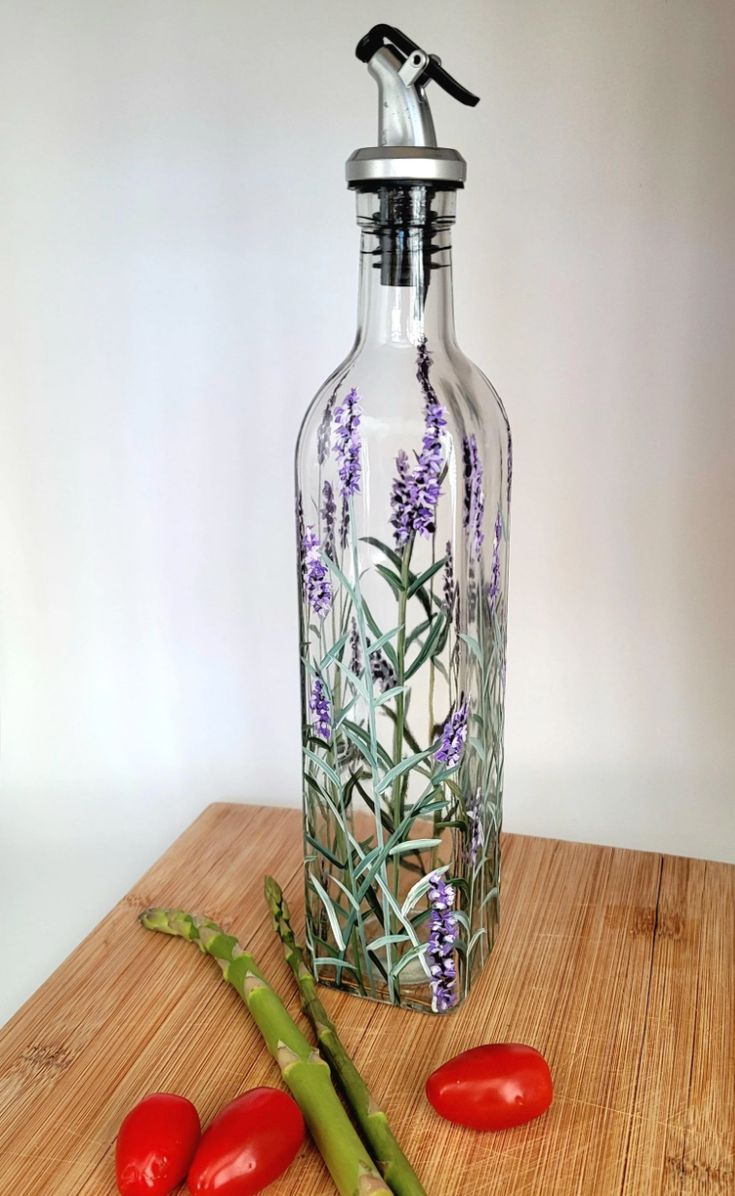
<box><xmin>353</xmin><ymin>185</ymin><xmax>458</xmax><ymax>351</ymax></box>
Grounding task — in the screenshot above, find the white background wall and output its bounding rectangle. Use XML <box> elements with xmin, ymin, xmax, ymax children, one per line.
<box><xmin>1</xmin><ymin>1</ymin><xmax>734</xmax><ymax>1024</ymax></box>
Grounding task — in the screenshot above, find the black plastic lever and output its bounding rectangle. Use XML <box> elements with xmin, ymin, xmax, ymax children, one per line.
<box><xmin>355</xmin><ymin>24</ymin><xmax>480</xmax><ymax>107</ymax></box>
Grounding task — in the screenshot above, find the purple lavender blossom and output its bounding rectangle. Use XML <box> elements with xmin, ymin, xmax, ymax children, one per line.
<box><xmin>462</xmin><ymin>434</ymin><xmax>485</xmax><ymax>560</ymax></box>
<box><xmin>389</xmin><ymin>450</ymin><xmax>413</xmax><ymax>547</ymax></box>
<box><xmin>302</xmin><ymin>525</ymin><xmax>332</xmax><ymax>618</ymax></box>
<box><xmin>443</xmin><ymin>540</ymin><xmax>457</xmax><ymax>621</ymax></box>
<box><xmin>411</xmin><ymin>339</ymin><xmax>448</xmax><ymax>538</ymax></box>
<box><xmin>333</xmin><ymin>388</ymin><xmax>362</xmax><ymax>499</ymax></box>
<box><xmin>368</xmin><ymin>640</ymin><xmax>397</xmax><ymax>693</ymax></box>
<box><xmin>349</xmin><ymin>618</ymin><xmax>362</xmax><ymax>677</ymax></box>
<box><xmin>427</xmin><ymin>871</ymin><xmax>458</xmax><ymax>1013</ymax></box>
<box><xmin>487</xmin><ymin>509</ymin><xmax>503</xmax><ymax>614</ymax></box>
<box><xmin>389</xmin><ymin>340</ymin><xmax>448</xmax><ymax>549</ymax></box>
<box><xmin>317</xmin><ymin>382</ymin><xmax>340</xmax><ymax>465</ymax></box>
<box><xmin>506</xmin><ymin>427</ymin><xmax>513</xmax><ymax>507</ymax></box>
<box><xmin>435</xmin><ymin>697</ymin><xmax>470</xmax><ymax>768</ymax></box>
<box><xmin>467</xmin><ymin>787</ymin><xmax>485</xmax><ymax>866</ymax></box>
<box><xmin>452</xmin><ymin>589</ymin><xmax>462</xmax><ymax>674</ymax></box>
<box><xmin>321</xmin><ymin>480</ymin><xmax>336</xmax><ymax>560</ymax></box>
<box><xmin>296</xmin><ymin>492</ymin><xmax>305</xmax><ymax>568</ymax></box>
<box><xmin>309</xmin><ymin>677</ymin><xmax>332</xmax><ymax>742</ymax></box>
<box><xmin>339</xmin><ymin>496</ymin><xmax>350</xmax><ymax>551</ymax></box>
<box><xmin>467</xmin><ymin>571</ymin><xmax>478</xmax><ymax>624</ymax></box>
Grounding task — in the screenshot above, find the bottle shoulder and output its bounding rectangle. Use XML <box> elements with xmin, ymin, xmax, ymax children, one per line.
<box><xmin>297</xmin><ymin>340</ymin><xmax>509</xmax><ymax>457</ymax></box>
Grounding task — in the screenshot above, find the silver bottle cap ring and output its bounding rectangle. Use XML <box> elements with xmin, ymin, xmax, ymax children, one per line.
<box><xmin>346</xmin><ymin>147</ymin><xmax>467</xmax><ymax>188</ymax></box>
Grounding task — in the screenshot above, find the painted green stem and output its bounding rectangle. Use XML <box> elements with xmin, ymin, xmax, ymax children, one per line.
<box><xmin>391</xmin><ymin>537</ymin><xmax>414</xmax><ymax>897</ymax></box>
<box><xmin>348</xmin><ymin>498</ymin><xmax>395</xmax><ymax>998</ymax></box>
<box><xmin>139</xmin><ymin>907</ymin><xmax>390</xmax><ymax>1196</ymax></box>
<box><xmin>265</xmin><ymin>879</ymin><xmax>428</xmax><ymax>1196</ymax></box>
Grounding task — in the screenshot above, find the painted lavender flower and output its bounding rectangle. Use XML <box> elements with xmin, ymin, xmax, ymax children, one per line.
<box><xmin>296</xmin><ymin>492</ymin><xmax>305</xmax><ymax>567</ymax></box>
<box><xmin>338</xmin><ymin>497</ymin><xmax>350</xmax><ymax>551</ymax></box>
<box><xmin>309</xmin><ymin>677</ymin><xmax>331</xmax><ymax>742</ymax></box>
<box><xmin>442</xmin><ymin>540</ymin><xmax>457</xmax><ymax>621</ymax></box>
<box><xmin>427</xmin><ymin>871</ymin><xmax>458</xmax><ymax>1012</ymax></box>
<box><xmin>368</xmin><ymin>640</ymin><xmax>397</xmax><ymax>693</ymax></box>
<box><xmin>507</xmin><ymin>427</ymin><xmax>513</xmax><ymax>507</ymax></box>
<box><xmin>349</xmin><ymin>618</ymin><xmax>362</xmax><ymax>677</ymax></box>
<box><xmin>467</xmin><ymin>573</ymin><xmax>478</xmax><ymax>624</ymax></box>
<box><xmin>389</xmin><ymin>340</ymin><xmax>448</xmax><ymax>548</ymax></box>
<box><xmin>435</xmin><ymin>698</ymin><xmax>469</xmax><ymax>768</ymax></box>
<box><xmin>333</xmin><ymin>388</ymin><xmax>362</xmax><ymax>499</ymax></box>
<box><xmin>302</xmin><ymin>525</ymin><xmax>332</xmax><ymax>618</ymax></box>
<box><xmin>317</xmin><ymin>380</ymin><xmax>341</xmax><ymax>465</ymax></box>
<box><xmin>412</xmin><ymin>339</ymin><xmax>447</xmax><ymax>537</ymax></box>
<box><xmin>389</xmin><ymin>450</ymin><xmax>413</xmax><ymax>547</ymax></box>
<box><xmin>321</xmin><ymin>480</ymin><xmax>336</xmax><ymax>560</ymax></box>
<box><xmin>452</xmin><ymin>588</ymin><xmax>462</xmax><ymax>675</ymax></box>
<box><xmin>467</xmin><ymin>787</ymin><xmax>485</xmax><ymax>866</ymax></box>
<box><xmin>462</xmin><ymin>433</ymin><xmax>485</xmax><ymax>559</ymax></box>
<box><xmin>487</xmin><ymin>509</ymin><xmax>503</xmax><ymax>614</ymax></box>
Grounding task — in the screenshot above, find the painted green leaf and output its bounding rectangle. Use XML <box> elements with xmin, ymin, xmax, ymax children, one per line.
<box><xmin>375</xmin><ymin>684</ymin><xmax>409</xmax><ymax>707</ymax></box>
<box><xmin>406</xmin><ymin>615</ymin><xmax>433</xmax><ymax>649</ymax></box>
<box><xmin>432</xmin><ymin>657</ymin><xmax>450</xmax><ymax>683</ymax></box>
<box><xmin>312</xmin><ymin>956</ymin><xmax>362</xmax><ymax>976</ymax></box>
<box><xmin>376</xmin><ymin>563</ymin><xmax>405</xmax><ymax>599</ymax></box>
<box><xmin>381</xmin><ymin>705</ymin><xmax>422</xmax><ymax>753</ymax></box>
<box><xmin>469</xmin><ymin>735</ymin><xmax>487</xmax><ymax>762</ymax></box>
<box><xmin>360</xmin><ymin>537</ymin><xmax>432</xmax><ymax>616</ymax></box>
<box><xmin>388</xmin><ymin>837</ymin><xmax>442</xmax><ymax>856</ymax></box>
<box><xmin>310</xmin><ymin>875</ymin><xmax>346</xmax><ymax>950</ymax></box>
<box><xmin>325</xmin><ymin>555</ymin><xmax>357</xmax><ymax>602</ymax></box>
<box><xmin>367</xmin><ymin>933</ymin><xmax>412</xmax><ymax>952</ymax></box>
<box><xmin>360</xmin><ymin>535</ymin><xmax>403</xmax><ymax>571</ymax></box>
<box><xmin>334</xmin><ymin>695</ymin><xmax>357</xmax><ymax>730</ymax></box>
<box><xmin>459</xmin><ymin>631</ymin><xmax>483</xmax><ymax>663</ymax></box>
<box><xmin>354</xmin><ymin>846</ymin><xmax>383</xmax><ymax>878</ymax></box>
<box><xmin>408</xmin><ymin>555</ymin><xmax>447</xmax><ymax>597</ymax></box>
<box><xmin>401</xmin><ymin>866</ymin><xmax>449</xmax><ymax>917</ymax></box>
<box><xmin>329</xmin><ymin>874</ymin><xmax>362</xmax><ymax>912</ymax></box>
<box><xmin>304</xmin><ymin>748</ymin><xmax>342</xmax><ymax>791</ymax></box>
<box><xmin>342</xmin><ymin>719</ymin><xmax>393</xmax><ymax>771</ymax></box>
<box><xmin>305</xmin><ymin>833</ymin><xmax>346</xmax><ymax>869</ymax></box>
<box><xmin>319</xmin><ymin>632</ymin><xmax>348</xmax><ymax>671</ymax></box>
<box><xmin>405</xmin><ymin>613</ymin><xmax>447</xmax><ymax>679</ymax></box>
<box><xmin>376</xmin><ymin>747</ymin><xmax>435</xmax><ymax>796</ymax></box>
<box><xmin>468</xmin><ymin>927</ymin><xmax>487</xmax><ymax>956</ymax></box>
<box><xmin>303</xmin><ymin>771</ymin><xmax>329</xmax><ymax>801</ymax></box>
<box><xmin>389</xmin><ymin>943</ymin><xmax>428</xmax><ymax>979</ymax></box>
<box><xmin>367</xmin><ymin>625</ymin><xmax>401</xmax><ymax>654</ymax></box>
<box><xmin>333</xmin><ymin>657</ymin><xmax>371</xmax><ymax>703</ymax></box>
<box><xmin>362</xmin><ymin>598</ymin><xmax>399</xmax><ymax>670</ymax></box>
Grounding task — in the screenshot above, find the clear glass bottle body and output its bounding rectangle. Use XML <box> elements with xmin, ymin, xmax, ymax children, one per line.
<box><xmin>295</xmin><ymin>186</ymin><xmax>511</xmax><ymax>1013</ymax></box>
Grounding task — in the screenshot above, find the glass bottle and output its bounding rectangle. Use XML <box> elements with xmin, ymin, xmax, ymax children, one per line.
<box><xmin>295</xmin><ymin>27</ymin><xmax>511</xmax><ymax>1013</ymax></box>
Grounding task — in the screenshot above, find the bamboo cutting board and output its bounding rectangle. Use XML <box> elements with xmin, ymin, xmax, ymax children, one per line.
<box><xmin>0</xmin><ymin>803</ymin><xmax>733</xmax><ymax>1195</ymax></box>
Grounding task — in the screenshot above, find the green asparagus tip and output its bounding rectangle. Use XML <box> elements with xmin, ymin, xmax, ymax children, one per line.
<box><xmin>263</xmin><ymin>876</ymin><xmax>283</xmax><ymax>908</ymax></box>
<box><xmin>139</xmin><ymin>906</ymin><xmax>194</xmax><ymax>938</ymax></box>
<box><xmin>140</xmin><ymin>907</ymin><xmax>174</xmax><ymax>933</ymax></box>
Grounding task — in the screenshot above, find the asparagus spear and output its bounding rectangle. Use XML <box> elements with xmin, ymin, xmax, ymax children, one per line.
<box><xmin>139</xmin><ymin>907</ymin><xmax>390</xmax><ymax>1196</ymax></box>
<box><xmin>264</xmin><ymin>879</ymin><xmax>428</xmax><ymax>1196</ymax></box>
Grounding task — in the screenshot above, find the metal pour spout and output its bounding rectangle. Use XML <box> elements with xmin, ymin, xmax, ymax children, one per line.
<box><xmin>347</xmin><ymin>25</ymin><xmax>480</xmax><ymax>189</ymax></box>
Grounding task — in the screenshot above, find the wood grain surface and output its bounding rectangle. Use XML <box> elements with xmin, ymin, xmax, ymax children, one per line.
<box><xmin>0</xmin><ymin>803</ymin><xmax>733</xmax><ymax>1195</ymax></box>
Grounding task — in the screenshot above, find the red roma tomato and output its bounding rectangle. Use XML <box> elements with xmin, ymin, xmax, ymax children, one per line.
<box><xmin>188</xmin><ymin>1088</ymin><xmax>305</xmax><ymax>1196</ymax></box>
<box><xmin>115</xmin><ymin>1092</ymin><xmax>201</xmax><ymax>1195</ymax></box>
<box><xmin>426</xmin><ymin>1043</ymin><xmax>553</xmax><ymax>1131</ymax></box>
